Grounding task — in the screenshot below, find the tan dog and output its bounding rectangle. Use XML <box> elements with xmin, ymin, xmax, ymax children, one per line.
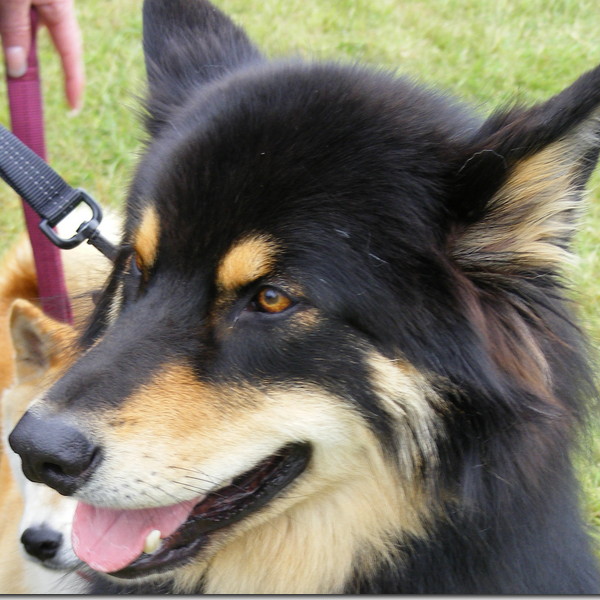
<box><xmin>1</xmin><ymin>301</ymin><xmax>85</xmax><ymax>593</ymax></box>
<box><xmin>0</xmin><ymin>213</ymin><xmax>118</xmax><ymax>593</ymax></box>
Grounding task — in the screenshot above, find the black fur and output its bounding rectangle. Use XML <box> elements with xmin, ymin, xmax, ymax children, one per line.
<box><xmin>12</xmin><ymin>0</ymin><xmax>600</xmax><ymax>593</ymax></box>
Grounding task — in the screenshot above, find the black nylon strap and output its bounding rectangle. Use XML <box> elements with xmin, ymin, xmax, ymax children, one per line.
<box><xmin>0</xmin><ymin>123</ymin><xmax>117</xmax><ymax>260</ymax></box>
<box><xmin>0</xmin><ymin>124</ymin><xmax>81</xmax><ymax>225</ymax></box>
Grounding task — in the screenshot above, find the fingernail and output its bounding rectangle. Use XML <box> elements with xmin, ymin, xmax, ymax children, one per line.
<box><xmin>5</xmin><ymin>46</ymin><xmax>27</xmax><ymax>78</ymax></box>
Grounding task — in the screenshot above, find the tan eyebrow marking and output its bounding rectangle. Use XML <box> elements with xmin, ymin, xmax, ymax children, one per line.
<box><xmin>216</xmin><ymin>234</ymin><xmax>279</xmax><ymax>292</ymax></box>
<box><xmin>133</xmin><ymin>205</ymin><xmax>160</xmax><ymax>270</ymax></box>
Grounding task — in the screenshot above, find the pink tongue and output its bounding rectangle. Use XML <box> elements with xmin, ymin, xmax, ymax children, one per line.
<box><xmin>72</xmin><ymin>498</ymin><xmax>200</xmax><ymax>573</ymax></box>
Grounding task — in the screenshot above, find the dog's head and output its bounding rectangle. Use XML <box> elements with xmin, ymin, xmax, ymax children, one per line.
<box><xmin>3</xmin><ymin>300</ymin><xmax>80</xmax><ymax>571</ymax></box>
<box><xmin>9</xmin><ymin>0</ymin><xmax>600</xmax><ymax>593</ymax></box>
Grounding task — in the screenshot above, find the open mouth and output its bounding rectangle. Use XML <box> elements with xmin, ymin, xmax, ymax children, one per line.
<box><xmin>73</xmin><ymin>443</ymin><xmax>311</xmax><ymax>579</ymax></box>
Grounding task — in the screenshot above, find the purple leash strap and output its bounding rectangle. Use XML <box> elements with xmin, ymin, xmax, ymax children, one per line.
<box><xmin>6</xmin><ymin>9</ymin><xmax>73</xmax><ymax>324</ymax></box>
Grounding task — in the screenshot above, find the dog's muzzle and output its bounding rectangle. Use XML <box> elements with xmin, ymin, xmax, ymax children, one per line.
<box><xmin>9</xmin><ymin>411</ymin><xmax>100</xmax><ymax>496</ymax></box>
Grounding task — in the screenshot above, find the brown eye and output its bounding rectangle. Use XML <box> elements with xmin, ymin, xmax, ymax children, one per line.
<box><xmin>255</xmin><ymin>287</ymin><xmax>294</xmax><ymax>314</ymax></box>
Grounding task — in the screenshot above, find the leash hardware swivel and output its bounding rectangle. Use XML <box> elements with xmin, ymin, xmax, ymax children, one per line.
<box><xmin>39</xmin><ymin>188</ymin><xmax>117</xmax><ymax>261</ymax></box>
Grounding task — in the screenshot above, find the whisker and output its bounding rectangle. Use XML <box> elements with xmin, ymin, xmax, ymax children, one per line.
<box><xmin>168</xmin><ymin>465</ymin><xmax>250</xmax><ymax>495</ymax></box>
<box><xmin>177</xmin><ymin>482</ymin><xmax>212</xmax><ymax>496</ymax></box>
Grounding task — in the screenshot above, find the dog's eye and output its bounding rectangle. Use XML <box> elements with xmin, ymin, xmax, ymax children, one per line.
<box><xmin>252</xmin><ymin>286</ymin><xmax>294</xmax><ymax>314</ymax></box>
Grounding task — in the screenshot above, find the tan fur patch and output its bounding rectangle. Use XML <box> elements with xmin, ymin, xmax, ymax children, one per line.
<box><xmin>84</xmin><ymin>356</ymin><xmax>439</xmax><ymax>593</ymax></box>
<box><xmin>133</xmin><ymin>205</ymin><xmax>160</xmax><ymax>271</ymax></box>
<box><xmin>0</xmin><ymin>236</ymin><xmax>40</xmax><ymax>392</ymax></box>
<box><xmin>111</xmin><ymin>363</ymin><xmax>227</xmax><ymax>436</ymax></box>
<box><xmin>453</xmin><ymin>140</ymin><xmax>580</xmax><ymax>273</ymax></box>
<box><xmin>183</xmin><ymin>383</ymin><xmax>434</xmax><ymax>594</ymax></box>
<box><xmin>449</xmin><ymin>138</ymin><xmax>589</xmax><ymax>407</ymax></box>
<box><xmin>365</xmin><ymin>352</ymin><xmax>441</xmax><ymax>475</ymax></box>
<box><xmin>90</xmin><ymin>363</ymin><xmax>252</xmax><ymax>507</ymax></box>
<box><xmin>216</xmin><ymin>234</ymin><xmax>278</xmax><ymax>292</ymax></box>
<box><xmin>9</xmin><ymin>300</ymin><xmax>78</xmax><ymax>383</ymax></box>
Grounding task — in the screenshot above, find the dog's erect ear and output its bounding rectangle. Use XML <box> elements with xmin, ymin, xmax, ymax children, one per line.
<box><xmin>449</xmin><ymin>64</ymin><xmax>600</xmax><ymax>277</ymax></box>
<box><xmin>8</xmin><ymin>300</ymin><xmax>75</xmax><ymax>382</ymax></box>
<box><xmin>142</xmin><ymin>0</ymin><xmax>263</xmax><ymax>136</ymax></box>
<box><xmin>446</xmin><ymin>65</ymin><xmax>600</xmax><ymax>402</ymax></box>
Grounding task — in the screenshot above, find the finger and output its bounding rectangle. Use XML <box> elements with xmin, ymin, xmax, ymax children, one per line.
<box><xmin>37</xmin><ymin>0</ymin><xmax>85</xmax><ymax>110</ymax></box>
<box><xmin>0</xmin><ymin>0</ymin><xmax>33</xmax><ymax>78</ymax></box>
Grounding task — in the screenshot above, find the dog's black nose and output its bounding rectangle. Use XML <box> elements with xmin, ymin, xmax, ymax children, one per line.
<box><xmin>9</xmin><ymin>411</ymin><xmax>99</xmax><ymax>496</ymax></box>
<box><xmin>21</xmin><ymin>526</ymin><xmax>62</xmax><ymax>561</ymax></box>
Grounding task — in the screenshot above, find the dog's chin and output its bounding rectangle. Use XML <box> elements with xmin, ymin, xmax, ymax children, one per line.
<box><xmin>92</xmin><ymin>442</ymin><xmax>311</xmax><ymax>581</ymax></box>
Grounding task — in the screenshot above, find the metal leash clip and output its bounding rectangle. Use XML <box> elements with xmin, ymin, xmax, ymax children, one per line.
<box><xmin>0</xmin><ymin>124</ymin><xmax>117</xmax><ymax>262</ymax></box>
<box><xmin>38</xmin><ymin>188</ymin><xmax>117</xmax><ymax>261</ymax></box>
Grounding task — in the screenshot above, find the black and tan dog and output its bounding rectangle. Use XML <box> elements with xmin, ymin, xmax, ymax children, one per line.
<box><xmin>8</xmin><ymin>0</ymin><xmax>600</xmax><ymax>593</ymax></box>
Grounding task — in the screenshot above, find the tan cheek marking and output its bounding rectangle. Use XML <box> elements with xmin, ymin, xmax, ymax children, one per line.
<box><xmin>110</xmin><ymin>364</ymin><xmax>243</xmax><ymax>439</ymax></box>
<box><xmin>196</xmin><ymin>383</ymin><xmax>435</xmax><ymax>594</ymax></box>
<box><xmin>366</xmin><ymin>352</ymin><xmax>441</xmax><ymax>473</ymax></box>
<box><xmin>216</xmin><ymin>234</ymin><xmax>278</xmax><ymax>292</ymax></box>
<box><xmin>133</xmin><ymin>205</ymin><xmax>160</xmax><ymax>271</ymax></box>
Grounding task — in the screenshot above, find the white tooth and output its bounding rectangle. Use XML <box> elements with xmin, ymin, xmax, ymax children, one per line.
<box><xmin>143</xmin><ymin>529</ymin><xmax>162</xmax><ymax>554</ymax></box>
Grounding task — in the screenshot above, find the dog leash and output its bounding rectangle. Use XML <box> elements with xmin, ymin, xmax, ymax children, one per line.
<box><xmin>5</xmin><ymin>9</ymin><xmax>75</xmax><ymax>323</ymax></box>
<box><xmin>2</xmin><ymin>11</ymin><xmax>116</xmax><ymax>303</ymax></box>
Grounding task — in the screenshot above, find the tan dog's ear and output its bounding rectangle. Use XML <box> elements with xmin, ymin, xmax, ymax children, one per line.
<box><xmin>8</xmin><ymin>300</ymin><xmax>75</xmax><ymax>382</ymax></box>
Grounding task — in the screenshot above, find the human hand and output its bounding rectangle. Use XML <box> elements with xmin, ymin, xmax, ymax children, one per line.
<box><xmin>0</xmin><ymin>0</ymin><xmax>84</xmax><ymax>110</ymax></box>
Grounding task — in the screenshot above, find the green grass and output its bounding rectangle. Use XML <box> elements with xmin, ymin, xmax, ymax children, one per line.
<box><xmin>0</xmin><ymin>0</ymin><xmax>599</xmax><ymax>547</ymax></box>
